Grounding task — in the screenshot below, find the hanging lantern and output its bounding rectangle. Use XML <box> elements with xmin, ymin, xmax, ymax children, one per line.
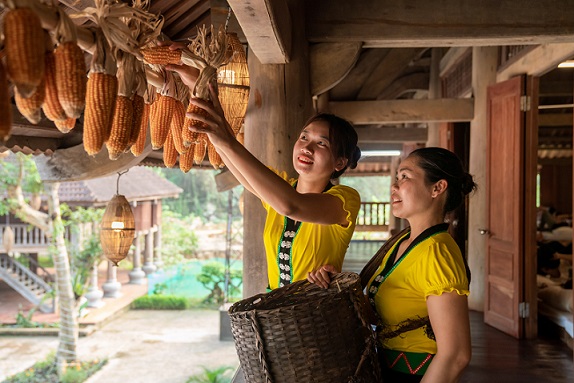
<box><xmin>217</xmin><ymin>32</ymin><xmax>249</xmax><ymax>137</ymax></box>
<box><xmin>2</xmin><ymin>225</ymin><xmax>14</xmax><ymax>254</ymax></box>
<box><xmin>100</xmin><ymin>194</ymin><xmax>135</xmax><ymax>266</ymax></box>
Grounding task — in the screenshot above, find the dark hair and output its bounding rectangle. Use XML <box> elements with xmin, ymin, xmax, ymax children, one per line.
<box><xmin>409</xmin><ymin>147</ymin><xmax>477</xmax><ymax>214</ymax></box>
<box><xmin>303</xmin><ymin>113</ymin><xmax>361</xmax><ymax>179</ymax></box>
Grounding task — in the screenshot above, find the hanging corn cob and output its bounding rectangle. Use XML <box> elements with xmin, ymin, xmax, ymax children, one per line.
<box><xmin>0</xmin><ymin>59</ymin><xmax>12</xmax><ymax>142</ymax></box>
<box><xmin>149</xmin><ymin>69</ymin><xmax>178</xmax><ymax>150</ymax></box>
<box><xmin>106</xmin><ymin>52</ymin><xmax>136</xmax><ymax>160</ymax></box>
<box><xmin>131</xmin><ymin>83</ymin><xmax>155</xmax><ymax>157</ymax></box>
<box><xmin>179</xmin><ymin>143</ymin><xmax>195</xmax><ymax>173</ymax></box>
<box><xmin>128</xmin><ymin>63</ymin><xmax>148</xmax><ymax>149</ymax></box>
<box><xmin>194</xmin><ymin>133</ymin><xmax>208</xmax><ymax>164</ymax></box>
<box><xmin>52</xmin><ymin>7</ymin><xmax>87</xmax><ymax>119</ymax></box>
<box><xmin>3</xmin><ymin>6</ymin><xmax>45</xmax><ymax>98</ymax></box>
<box><xmin>54</xmin><ymin>117</ymin><xmax>76</xmax><ymax>134</ymax></box>
<box><xmin>162</xmin><ymin>129</ymin><xmax>178</xmax><ymax>168</ymax></box>
<box><xmin>14</xmin><ymin>76</ymin><xmax>45</xmax><ymax>125</ymax></box>
<box><xmin>83</xmin><ymin>29</ymin><xmax>118</xmax><ymax>156</ymax></box>
<box><xmin>42</xmin><ymin>50</ymin><xmax>68</xmax><ymax>122</ymax></box>
<box><xmin>170</xmin><ymin>75</ymin><xmax>190</xmax><ymax>155</ymax></box>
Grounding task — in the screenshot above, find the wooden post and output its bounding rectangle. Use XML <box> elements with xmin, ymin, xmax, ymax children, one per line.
<box><xmin>426</xmin><ymin>48</ymin><xmax>442</xmax><ymax>147</ymax></box>
<box><xmin>142</xmin><ymin>230</ymin><xmax>157</xmax><ymax>275</ymax></box>
<box><xmin>242</xmin><ymin>0</ymin><xmax>313</xmax><ymax>298</ymax></box>
<box><xmin>467</xmin><ymin>47</ymin><xmax>498</xmax><ymax>311</ymax></box>
<box><xmin>129</xmin><ymin>233</ymin><xmax>146</xmax><ymax>285</ymax></box>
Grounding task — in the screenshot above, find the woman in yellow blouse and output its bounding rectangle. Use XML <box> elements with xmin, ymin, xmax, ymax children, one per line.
<box><xmin>170</xmin><ymin>56</ymin><xmax>361</xmax><ymax>289</ymax></box>
<box><xmin>309</xmin><ymin>147</ymin><xmax>475</xmax><ymax>383</ymax></box>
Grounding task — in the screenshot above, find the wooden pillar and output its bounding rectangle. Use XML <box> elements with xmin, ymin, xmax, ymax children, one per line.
<box><xmin>242</xmin><ymin>0</ymin><xmax>313</xmax><ymax>298</ymax></box>
<box><xmin>426</xmin><ymin>48</ymin><xmax>442</xmax><ymax>147</ymax></box>
<box><xmin>467</xmin><ymin>47</ymin><xmax>498</xmax><ymax>311</ymax></box>
<box><xmin>102</xmin><ymin>261</ymin><xmax>122</xmax><ymax>298</ymax></box>
<box><xmin>152</xmin><ymin>201</ymin><xmax>163</xmax><ymax>270</ymax></box>
<box><xmin>142</xmin><ymin>229</ymin><xmax>156</xmax><ymax>275</ymax></box>
<box><xmin>129</xmin><ymin>233</ymin><xmax>146</xmax><ymax>285</ymax></box>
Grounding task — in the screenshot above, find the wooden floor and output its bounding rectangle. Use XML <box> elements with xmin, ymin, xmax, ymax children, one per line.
<box><xmin>461</xmin><ymin>311</ymin><xmax>573</xmax><ymax>382</ymax></box>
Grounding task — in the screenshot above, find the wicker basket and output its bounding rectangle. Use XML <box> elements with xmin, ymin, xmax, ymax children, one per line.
<box><xmin>228</xmin><ymin>272</ymin><xmax>382</xmax><ymax>383</ymax></box>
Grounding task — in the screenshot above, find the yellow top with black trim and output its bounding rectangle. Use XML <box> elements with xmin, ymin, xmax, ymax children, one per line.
<box><xmin>367</xmin><ymin>224</ymin><xmax>469</xmax><ymax>355</ymax></box>
<box><xmin>262</xmin><ymin>169</ymin><xmax>360</xmax><ymax>290</ymax></box>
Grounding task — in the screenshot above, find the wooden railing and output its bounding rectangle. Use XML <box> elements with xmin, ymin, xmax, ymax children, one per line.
<box><xmin>0</xmin><ymin>224</ymin><xmax>72</xmax><ymax>253</ymax></box>
<box><xmin>355</xmin><ymin>202</ymin><xmax>390</xmax><ymax>232</ymax></box>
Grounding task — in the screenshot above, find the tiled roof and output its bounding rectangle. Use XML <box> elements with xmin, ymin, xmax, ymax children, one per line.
<box><xmin>58</xmin><ymin>166</ymin><xmax>182</xmax><ymax>206</ymax></box>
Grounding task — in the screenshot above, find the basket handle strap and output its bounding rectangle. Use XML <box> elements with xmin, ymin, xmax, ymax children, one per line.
<box><xmin>359</xmin><ymin>227</ymin><xmax>410</xmax><ymax>288</ymax></box>
<box><xmin>249</xmin><ymin>310</ymin><xmax>274</xmax><ymax>383</ymax></box>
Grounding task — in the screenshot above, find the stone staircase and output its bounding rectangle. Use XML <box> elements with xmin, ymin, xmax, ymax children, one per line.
<box><xmin>0</xmin><ymin>254</ymin><xmax>55</xmax><ymax>313</ymax></box>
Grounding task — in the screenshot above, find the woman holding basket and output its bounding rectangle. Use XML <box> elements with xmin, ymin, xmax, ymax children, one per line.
<box><xmin>309</xmin><ymin>147</ymin><xmax>474</xmax><ymax>383</ymax></box>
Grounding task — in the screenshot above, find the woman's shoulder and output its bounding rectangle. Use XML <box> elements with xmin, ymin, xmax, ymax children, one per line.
<box><xmin>328</xmin><ymin>184</ymin><xmax>360</xmax><ymax>198</ymax></box>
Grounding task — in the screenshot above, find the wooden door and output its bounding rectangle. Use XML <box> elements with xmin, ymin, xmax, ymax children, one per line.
<box><xmin>484</xmin><ymin>75</ymin><xmax>538</xmax><ymax>339</ymax></box>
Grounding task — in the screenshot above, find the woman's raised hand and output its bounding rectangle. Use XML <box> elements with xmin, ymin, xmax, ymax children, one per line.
<box><xmin>158</xmin><ymin>40</ymin><xmax>200</xmax><ymax>89</ymax></box>
<box><xmin>307</xmin><ymin>265</ymin><xmax>339</xmax><ymax>289</ymax></box>
<box><xmin>186</xmin><ymin>83</ymin><xmax>236</xmax><ymax>148</ymax></box>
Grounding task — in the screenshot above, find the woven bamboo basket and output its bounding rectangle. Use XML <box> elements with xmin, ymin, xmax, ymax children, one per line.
<box><xmin>229</xmin><ymin>272</ymin><xmax>382</xmax><ymax>383</ymax></box>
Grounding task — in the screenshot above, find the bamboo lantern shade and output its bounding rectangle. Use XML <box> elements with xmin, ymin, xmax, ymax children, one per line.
<box><xmin>100</xmin><ymin>194</ymin><xmax>135</xmax><ymax>266</ymax></box>
<box><xmin>217</xmin><ymin>33</ymin><xmax>249</xmax><ymax>136</ymax></box>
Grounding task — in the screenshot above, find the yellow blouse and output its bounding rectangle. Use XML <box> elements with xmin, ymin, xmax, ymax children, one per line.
<box><xmin>367</xmin><ymin>224</ymin><xmax>470</xmax><ymax>354</ymax></box>
<box><xmin>261</xmin><ymin>170</ymin><xmax>360</xmax><ymax>290</ymax></box>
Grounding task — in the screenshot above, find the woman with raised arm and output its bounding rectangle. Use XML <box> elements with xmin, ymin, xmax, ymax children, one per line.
<box><xmin>309</xmin><ymin>147</ymin><xmax>475</xmax><ymax>383</ymax></box>
<box><xmin>165</xmin><ymin>46</ymin><xmax>361</xmax><ymax>290</ymax></box>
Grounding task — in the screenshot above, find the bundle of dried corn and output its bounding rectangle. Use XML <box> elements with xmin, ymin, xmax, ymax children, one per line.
<box><xmin>106</xmin><ymin>52</ymin><xmax>137</xmax><ymax>160</ymax></box>
<box><xmin>3</xmin><ymin>6</ymin><xmax>45</xmax><ymax>98</ymax></box>
<box><xmin>77</xmin><ymin>0</ymin><xmax>163</xmax><ymax>61</ymax></box>
<box><xmin>194</xmin><ymin>133</ymin><xmax>208</xmax><ymax>165</ymax></box>
<box><xmin>83</xmin><ymin>29</ymin><xmax>118</xmax><ymax>156</ymax></box>
<box><xmin>0</xmin><ymin>60</ymin><xmax>12</xmax><ymax>142</ymax></box>
<box><xmin>52</xmin><ymin>7</ymin><xmax>87</xmax><ymax>119</ymax></box>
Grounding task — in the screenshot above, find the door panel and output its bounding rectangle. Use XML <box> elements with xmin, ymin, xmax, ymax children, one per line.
<box><xmin>485</xmin><ymin>76</ymin><xmax>524</xmax><ymax>338</ymax></box>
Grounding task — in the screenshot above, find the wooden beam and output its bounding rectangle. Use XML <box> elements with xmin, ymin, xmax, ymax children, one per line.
<box><xmin>357</xmin><ymin>126</ymin><xmax>427</xmax><ymax>143</ymax></box>
<box><xmin>1</xmin><ymin>136</ymin><xmax>61</xmax><ymax>155</ymax></box>
<box><xmin>330</xmin><ymin>99</ymin><xmax>474</xmax><ymax>125</ymax></box>
<box><xmin>497</xmin><ymin>43</ymin><xmax>574</xmax><ymax>81</ymax></box>
<box><xmin>538</xmin><ymin>113</ymin><xmax>573</xmax><ymax>127</ymax></box>
<box><xmin>34</xmin><ymin>140</ymin><xmax>153</xmax><ymax>182</ymax></box>
<box><xmin>228</xmin><ymin>0</ymin><xmax>291</xmax><ymax>64</ymax></box>
<box><xmin>310</xmin><ymin>42</ymin><xmax>362</xmax><ymax>96</ymax></box>
<box><xmin>306</xmin><ymin>0</ymin><xmax>574</xmax><ymax>47</ymax></box>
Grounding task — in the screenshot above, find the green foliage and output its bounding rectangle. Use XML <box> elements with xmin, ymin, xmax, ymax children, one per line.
<box><xmin>70</xmin><ymin>234</ymin><xmax>103</xmax><ymax>300</ymax></box>
<box><xmin>197</xmin><ymin>262</ymin><xmax>242</xmax><ymax>305</ymax></box>
<box><xmin>2</xmin><ymin>352</ymin><xmax>106</xmax><ymax>383</ymax></box>
<box><xmin>186</xmin><ymin>366</ymin><xmax>235</xmax><ymax>383</ymax></box>
<box><xmin>132</xmin><ymin>295</ymin><xmax>190</xmax><ymax>310</ymax></box>
<box><xmin>341</xmin><ymin>175</ymin><xmax>391</xmax><ymax>202</ymax></box>
<box><xmin>155</xmin><ymin>168</ymin><xmax>242</xmax><ymax>223</ymax></box>
<box><xmin>152</xmin><ymin>282</ymin><xmax>168</xmax><ymax>295</ymax></box>
<box><xmin>0</xmin><ymin>153</ymin><xmax>43</xmax><ymax>216</ymax></box>
<box><xmin>160</xmin><ymin>209</ymin><xmax>199</xmax><ymax>266</ymax></box>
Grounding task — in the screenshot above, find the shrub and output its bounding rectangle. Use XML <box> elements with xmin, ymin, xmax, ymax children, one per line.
<box><xmin>132</xmin><ymin>295</ymin><xmax>190</xmax><ymax>310</ymax></box>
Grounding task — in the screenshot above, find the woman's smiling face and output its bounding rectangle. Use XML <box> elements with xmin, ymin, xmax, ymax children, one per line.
<box><xmin>390</xmin><ymin>155</ymin><xmax>436</xmax><ymax>220</ymax></box>
<box><xmin>292</xmin><ymin>120</ymin><xmax>339</xmax><ymax>179</ymax></box>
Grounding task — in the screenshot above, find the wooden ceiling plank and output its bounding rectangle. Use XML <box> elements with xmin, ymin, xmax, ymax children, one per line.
<box><xmin>329</xmin><ymin>48</ymin><xmax>389</xmax><ymax>100</ymax></box>
<box><xmin>310</xmin><ymin>42</ymin><xmax>362</xmax><ymax>96</ymax></box>
<box><xmin>357</xmin><ymin>48</ymin><xmax>423</xmax><ymax>100</ymax></box>
<box><xmin>306</xmin><ymin>0</ymin><xmax>574</xmax><ymax>47</ymax></box>
<box><xmin>228</xmin><ymin>0</ymin><xmax>291</xmax><ymax>64</ymax></box>
<box><xmin>160</xmin><ymin>2</ymin><xmax>211</xmax><ymax>40</ymax></box>
<box><xmin>377</xmin><ymin>72</ymin><xmax>430</xmax><ymax>100</ymax></box>
<box><xmin>330</xmin><ymin>98</ymin><xmax>474</xmax><ymax>125</ymax></box>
